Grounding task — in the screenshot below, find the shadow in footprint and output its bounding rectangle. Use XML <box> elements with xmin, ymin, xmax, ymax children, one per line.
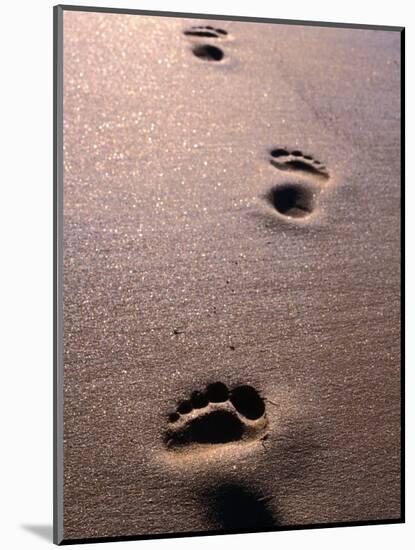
<box><xmin>207</xmin><ymin>483</ymin><xmax>278</xmax><ymax>530</ymax></box>
<box><xmin>192</xmin><ymin>44</ymin><xmax>224</xmax><ymax>62</ymax></box>
<box><xmin>177</xmin><ymin>409</ymin><xmax>244</xmax><ymax>444</ymax></box>
<box><xmin>266</xmin><ymin>183</ymin><xmax>315</xmax><ymax>219</ymax></box>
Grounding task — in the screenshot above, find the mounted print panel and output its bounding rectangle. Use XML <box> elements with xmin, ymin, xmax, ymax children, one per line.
<box><xmin>54</xmin><ymin>5</ymin><xmax>403</xmax><ymax>545</ymax></box>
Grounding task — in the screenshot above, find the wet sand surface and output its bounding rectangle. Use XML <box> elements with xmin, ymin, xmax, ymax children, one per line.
<box><xmin>62</xmin><ymin>11</ymin><xmax>401</xmax><ymax>540</ymax></box>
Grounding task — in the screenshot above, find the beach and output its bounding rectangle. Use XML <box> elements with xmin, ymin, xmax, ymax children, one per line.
<box><xmin>61</xmin><ymin>11</ymin><xmax>401</xmax><ymax>540</ymax></box>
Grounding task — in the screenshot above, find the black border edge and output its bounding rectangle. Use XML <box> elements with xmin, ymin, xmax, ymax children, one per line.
<box><xmin>53</xmin><ymin>4</ymin><xmax>405</xmax><ymax>545</ymax></box>
<box><xmin>56</xmin><ymin>3</ymin><xmax>404</xmax><ymax>32</ymax></box>
<box><xmin>400</xmin><ymin>26</ymin><xmax>405</xmax><ymax>524</ymax></box>
<box><xmin>53</xmin><ymin>4</ymin><xmax>64</xmax><ymax>546</ymax></box>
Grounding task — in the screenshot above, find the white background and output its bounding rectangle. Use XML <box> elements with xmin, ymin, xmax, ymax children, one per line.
<box><xmin>0</xmin><ymin>0</ymin><xmax>411</xmax><ymax>548</ymax></box>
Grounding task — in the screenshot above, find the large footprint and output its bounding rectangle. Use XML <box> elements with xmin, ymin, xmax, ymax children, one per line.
<box><xmin>165</xmin><ymin>382</ymin><xmax>268</xmax><ymax>450</ymax></box>
<box><xmin>266</xmin><ymin>147</ymin><xmax>331</xmax><ymax>219</ymax></box>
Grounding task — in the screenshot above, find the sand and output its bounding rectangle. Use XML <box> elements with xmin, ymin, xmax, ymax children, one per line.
<box><xmin>60</xmin><ymin>10</ymin><xmax>401</xmax><ymax>542</ymax></box>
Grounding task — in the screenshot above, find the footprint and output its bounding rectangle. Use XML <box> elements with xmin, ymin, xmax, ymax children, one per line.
<box><xmin>269</xmin><ymin>148</ymin><xmax>329</xmax><ymax>180</ymax></box>
<box><xmin>183</xmin><ymin>25</ymin><xmax>228</xmax><ymax>38</ymax></box>
<box><xmin>165</xmin><ymin>382</ymin><xmax>268</xmax><ymax>450</ymax></box>
<box><xmin>183</xmin><ymin>24</ymin><xmax>228</xmax><ymax>62</ymax></box>
<box><xmin>266</xmin><ymin>147</ymin><xmax>331</xmax><ymax>219</ymax></box>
